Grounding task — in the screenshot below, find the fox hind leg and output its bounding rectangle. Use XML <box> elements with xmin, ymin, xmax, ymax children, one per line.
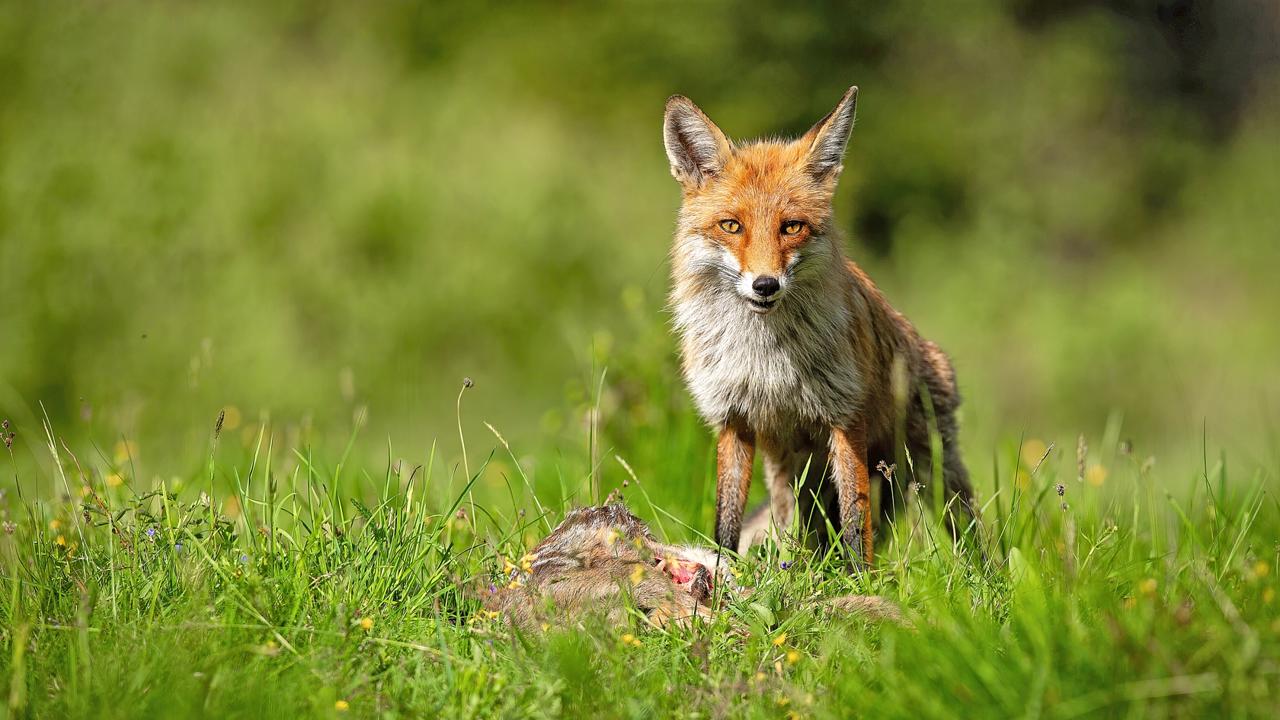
<box><xmin>868</xmin><ymin>441</ymin><xmax>905</xmax><ymax>535</ymax></box>
<box><xmin>736</xmin><ymin>444</ymin><xmax>802</xmax><ymax>553</ymax></box>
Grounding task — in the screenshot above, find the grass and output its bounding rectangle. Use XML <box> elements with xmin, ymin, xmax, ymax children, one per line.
<box><xmin>0</xmin><ymin>401</ymin><xmax>1276</xmax><ymax>719</ymax></box>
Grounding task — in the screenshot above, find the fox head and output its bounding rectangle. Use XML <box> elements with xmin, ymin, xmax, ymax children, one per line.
<box><xmin>664</xmin><ymin>87</ymin><xmax>857</xmax><ymax>314</ymax></box>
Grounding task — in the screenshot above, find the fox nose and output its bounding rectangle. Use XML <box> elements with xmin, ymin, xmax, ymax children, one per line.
<box><xmin>751</xmin><ymin>275</ymin><xmax>781</xmax><ymax>298</ymax></box>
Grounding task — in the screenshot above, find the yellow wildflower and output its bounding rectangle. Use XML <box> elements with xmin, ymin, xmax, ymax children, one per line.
<box><xmin>630</xmin><ymin>564</ymin><xmax>646</xmax><ymax>585</ymax></box>
<box><xmin>106</xmin><ymin>473</ymin><xmax>124</xmax><ymax>488</ymax></box>
<box><xmin>49</xmin><ymin>519</ymin><xmax>62</xmax><ymax>530</ymax></box>
<box><xmin>55</xmin><ymin>535</ymin><xmax>66</xmax><ymax>546</ymax></box>
<box><xmin>1254</xmin><ymin>561</ymin><xmax>1270</xmax><ymax>579</ymax></box>
<box><xmin>1020</xmin><ymin>439</ymin><xmax>1048</xmax><ymax>469</ymax></box>
<box><xmin>1263</xmin><ymin>588</ymin><xmax>1275</xmax><ymax>604</ymax></box>
<box><xmin>620</xmin><ymin>633</ymin><xmax>641</xmax><ymax>647</ymax></box>
<box><xmin>334</xmin><ymin>699</ymin><xmax>349</xmax><ymax>711</ymax></box>
<box><xmin>1138</xmin><ymin>578</ymin><xmax>1157</xmax><ymax>595</ymax></box>
<box><xmin>786</xmin><ymin>649</ymin><xmax>801</xmax><ymax>665</ymax></box>
<box><xmin>772</xmin><ymin>632</ymin><xmax>787</xmax><ymax>647</ymax></box>
<box><xmin>222</xmin><ymin>495</ymin><xmax>242</xmax><ymax>519</ymax></box>
<box><xmin>358</xmin><ymin>617</ymin><xmax>373</xmax><ymax>631</ymax></box>
<box><xmin>1086</xmin><ymin>464</ymin><xmax>1108</xmax><ymax>487</ymax></box>
<box><xmin>113</xmin><ymin>440</ymin><xmax>138</xmax><ymax>464</ymax></box>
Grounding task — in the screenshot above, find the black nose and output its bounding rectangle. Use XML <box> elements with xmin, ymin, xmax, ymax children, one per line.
<box><xmin>752</xmin><ymin>276</ymin><xmax>781</xmax><ymax>297</ymax></box>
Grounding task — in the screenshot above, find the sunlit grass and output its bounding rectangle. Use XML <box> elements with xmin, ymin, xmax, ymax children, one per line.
<box><xmin>1</xmin><ymin>405</ymin><xmax>1276</xmax><ymax>719</ymax></box>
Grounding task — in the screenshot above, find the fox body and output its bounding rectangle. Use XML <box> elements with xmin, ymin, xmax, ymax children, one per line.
<box><xmin>484</xmin><ymin>504</ymin><xmax>902</xmax><ymax>629</ymax></box>
<box><xmin>663</xmin><ymin>87</ymin><xmax>977</xmax><ymax>563</ymax></box>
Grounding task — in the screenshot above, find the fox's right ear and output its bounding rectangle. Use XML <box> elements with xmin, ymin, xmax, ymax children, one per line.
<box><xmin>663</xmin><ymin>96</ymin><xmax>733</xmax><ymax>187</ymax></box>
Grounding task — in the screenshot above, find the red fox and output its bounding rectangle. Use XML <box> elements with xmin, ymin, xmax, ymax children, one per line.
<box><xmin>663</xmin><ymin>86</ymin><xmax>977</xmax><ymax>565</ymax></box>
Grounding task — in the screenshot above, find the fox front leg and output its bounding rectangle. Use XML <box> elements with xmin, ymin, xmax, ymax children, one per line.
<box><xmin>830</xmin><ymin>423</ymin><xmax>874</xmax><ymax>567</ymax></box>
<box><xmin>714</xmin><ymin>422</ymin><xmax>755</xmax><ymax>552</ymax></box>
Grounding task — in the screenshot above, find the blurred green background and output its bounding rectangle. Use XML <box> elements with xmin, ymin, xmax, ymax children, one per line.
<box><xmin>2</xmin><ymin>0</ymin><xmax>1278</xmax><ymax>493</ymax></box>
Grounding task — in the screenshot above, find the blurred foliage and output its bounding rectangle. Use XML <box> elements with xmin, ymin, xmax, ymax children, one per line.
<box><xmin>1</xmin><ymin>0</ymin><xmax>1278</xmax><ymax>480</ymax></box>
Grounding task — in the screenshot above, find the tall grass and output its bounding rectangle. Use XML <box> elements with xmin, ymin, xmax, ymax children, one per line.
<box><xmin>0</xmin><ymin>403</ymin><xmax>1274</xmax><ymax>718</ymax></box>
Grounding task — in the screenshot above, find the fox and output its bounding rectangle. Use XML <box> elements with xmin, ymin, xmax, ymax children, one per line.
<box><xmin>483</xmin><ymin>503</ymin><xmax>903</xmax><ymax>630</ymax></box>
<box><xmin>662</xmin><ymin>86</ymin><xmax>978</xmax><ymax>565</ymax></box>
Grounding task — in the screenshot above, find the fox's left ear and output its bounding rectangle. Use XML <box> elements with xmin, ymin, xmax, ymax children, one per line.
<box><xmin>802</xmin><ymin>86</ymin><xmax>858</xmax><ymax>179</ymax></box>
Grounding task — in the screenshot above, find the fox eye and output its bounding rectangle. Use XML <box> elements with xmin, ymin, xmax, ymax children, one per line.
<box><xmin>718</xmin><ymin>219</ymin><xmax>742</xmax><ymax>234</ymax></box>
<box><xmin>781</xmin><ymin>220</ymin><xmax>805</xmax><ymax>236</ymax></box>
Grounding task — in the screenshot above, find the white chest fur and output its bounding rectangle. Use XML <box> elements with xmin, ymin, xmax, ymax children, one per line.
<box><xmin>673</xmin><ymin>280</ymin><xmax>864</xmax><ymax>436</ymax></box>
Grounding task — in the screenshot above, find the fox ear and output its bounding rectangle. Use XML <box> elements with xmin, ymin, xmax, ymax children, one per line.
<box><xmin>803</xmin><ymin>86</ymin><xmax>858</xmax><ymax>179</ymax></box>
<box><xmin>664</xmin><ymin>96</ymin><xmax>732</xmax><ymax>187</ymax></box>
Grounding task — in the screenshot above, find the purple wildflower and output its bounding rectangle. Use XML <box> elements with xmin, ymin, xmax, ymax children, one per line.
<box><xmin>780</xmin><ymin>561</ymin><xmax>791</xmax><ymax>570</ymax></box>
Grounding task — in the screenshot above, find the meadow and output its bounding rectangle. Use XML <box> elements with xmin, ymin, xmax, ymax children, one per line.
<box><xmin>1</xmin><ymin>405</ymin><xmax>1277</xmax><ymax>718</ymax></box>
<box><xmin>2</xmin><ymin>1</ymin><xmax>1279</xmax><ymax>717</ymax></box>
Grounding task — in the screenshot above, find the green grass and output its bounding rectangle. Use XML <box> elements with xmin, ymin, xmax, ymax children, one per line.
<box><xmin>1</xmin><ymin>401</ymin><xmax>1276</xmax><ymax>719</ymax></box>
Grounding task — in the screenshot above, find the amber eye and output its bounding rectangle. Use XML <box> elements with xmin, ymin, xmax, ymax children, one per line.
<box><xmin>781</xmin><ymin>220</ymin><xmax>805</xmax><ymax>236</ymax></box>
<box><xmin>718</xmin><ymin>219</ymin><xmax>742</xmax><ymax>234</ymax></box>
